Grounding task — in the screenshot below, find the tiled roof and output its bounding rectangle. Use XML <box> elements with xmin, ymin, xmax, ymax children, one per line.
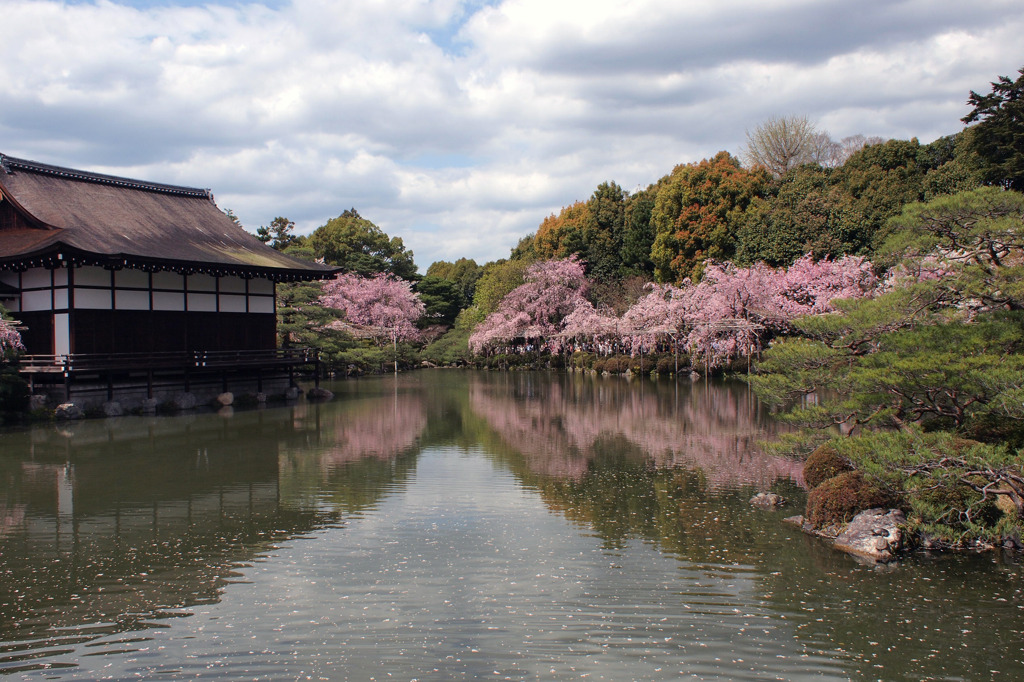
<box><xmin>0</xmin><ymin>153</ymin><xmax>338</xmax><ymax>281</ymax></box>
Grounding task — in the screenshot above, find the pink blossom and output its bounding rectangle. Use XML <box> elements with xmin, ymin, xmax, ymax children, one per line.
<box><xmin>0</xmin><ymin>318</ymin><xmax>23</xmax><ymax>355</ymax></box>
<box><xmin>619</xmin><ymin>283</ymin><xmax>688</xmax><ymax>355</ymax></box>
<box><xmin>469</xmin><ymin>257</ymin><xmax>589</xmax><ymax>354</ymax></box>
<box><xmin>560</xmin><ymin>302</ymin><xmax>621</xmax><ymax>354</ymax></box>
<box><xmin>617</xmin><ymin>255</ymin><xmax>878</xmax><ymax>370</ymax></box>
<box><xmin>769</xmin><ymin>254</ymin><xmax>877</xmax><ymax>320</ymax></box>
<box><xmin>320</xmin><ymin>273</ymin><xmax>425</xmax><ymax>346</ymax></box>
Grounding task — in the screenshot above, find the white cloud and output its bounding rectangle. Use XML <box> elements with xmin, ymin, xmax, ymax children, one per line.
<box><xmin>1</xmin><ymin>0</ymin><xmax>1021</xmax><ymax>268</ymax></box>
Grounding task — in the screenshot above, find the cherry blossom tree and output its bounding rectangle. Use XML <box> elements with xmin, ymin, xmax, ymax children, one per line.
<box><xmin>613</xmin><ymin>255</ymin><xmax>879</xmax><ymax>373</ymax></box>
<box><xmin>678</xmin><ymin>261</ymin><xmax>775</xmax><ymax>371</ymax></box>
<box><xmin>768</xmin><ymin>254</ymin><xmax>877</xmax><ymax>321</ymax></box>
<box><xmin>320</xmin><ymin>273</ymin><xmax>425</xmax><ymax>374</ymax></box>
<box><xmin>469</xmin><ymin>257</ymin><xmax>589</xmax><ymax>354</ymax></box>
<box><xmin>0</xmin><ymin>317</ymin><xmax>23</xmax><ymax>357</ymax></box>
<box><xmin>560</xmin><ymin>301</ymin><xmax>622</xmax><ymax>355</ymax></box>
<box><xmin>620</xmin><ymin>283</ymin><xmax>688</xmax><ymax>367</ymax></box>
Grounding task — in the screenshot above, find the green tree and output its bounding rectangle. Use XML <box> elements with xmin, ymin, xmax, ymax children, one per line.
<box><xmin>420</xmin><ymin>306</ymin><xmax>485</xmax><ymax>366</ymax></box>
<box><xmin>620</xmin><ymin>184</ymin><xmax>658</xmax><ymax>278</ymax></box>
<box><xmin>426</xmin><ymin>257</ymin><xmax>484</xmax><ymax>305</ymax></box>
<box><xmin>534</xmin><ymin>182</ymin><xmax>632</xmax><ymax>282</ymax></box>
<box><xmin>508</xmin><ymin>234</ymin><xmax>538</xmax><ymax>262</ymax></box>
<box><xmin>256</xmin><ymin>216</ymin><xmax>298</xmax><ymax>251</ymax></box>
<box><xmin>962</xmin><ymin>65</ymin><xmax>1024</xmax><ymax>191</ymax></box>
<box><xmin>471</xmin><ymin>259</ymin><xmax>529</xmax><ymax>315</ymax></box>
<box><xmin>751</xmin><ymin>188</ymin><xmax>1024</xmax><ymax>445</ymax></box>
<box><xmin>584</xmin><ymin>181</ymin><xmax>628</xmax><ymax>281</ymax></box>
<box><xmin>309</xmin><ymin>209</ymin><xmax>418</xmax><ymax>279</ymax></box>
<box><xmin>738</xmin><ymin>136</ymin><xmax>982</xmax><ymax>268</ymax></box>
<box><xmin>415</xmin><ymin>276</ymin><xmax>465</xmax><ymax>327</ymax></box>
<box><xmin>535</xmin><ymin>201</ymin><xmax>590</xmax><ymax>262</ymax></box>
<box><xmin>736</xmin><ymin>165</ymin><xmax>853</xmax><ymax>266</ymax></box>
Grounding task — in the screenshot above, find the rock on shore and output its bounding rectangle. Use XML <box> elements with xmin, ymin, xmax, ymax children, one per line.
<box><xmin>833</xmin><ymin>509</ymin><xmax>906</xmax><ymax>563</ymax></box>
<box><xmin>784</xmin><ymin>508</ymin><xmax>907</xmax><ymax>563</ymax></box>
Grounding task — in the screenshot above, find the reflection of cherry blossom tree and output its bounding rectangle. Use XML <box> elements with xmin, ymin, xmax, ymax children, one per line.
<box><xmin>322</xmin><ymin>395</ymin><xmax>428</xmax><ymax>464</ymax></box>
<box><xmin>320</xmin><ymin>273</ymin><xmax>426</xmax><ymax>373</ymax></box>
<box><xmin>469</xmin><ymin>257</ymin><xmax>589</xmax><ymax>354</ymax></box>
<box><xmin>469</xmin><ymin>373</ymin><xmax>802</xmax><ymax>489</ymax></box>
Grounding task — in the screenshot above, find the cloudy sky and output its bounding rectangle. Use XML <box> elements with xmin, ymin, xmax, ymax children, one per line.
<box><xmin>1</xmin><ymin>0</ymin><xmax>1020</xmax><ymax>270</ymax></box>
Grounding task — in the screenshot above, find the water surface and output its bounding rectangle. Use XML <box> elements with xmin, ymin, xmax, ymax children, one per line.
<box><xmin>1</xmin><ymin>371</ymin><xmax>1021</xmax><ymax>680</ymax></box>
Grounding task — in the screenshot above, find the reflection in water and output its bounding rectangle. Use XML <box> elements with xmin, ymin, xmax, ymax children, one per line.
<box><xmin>0</xmin><ymin>371</ymin><xmax>1021</xmax><ymax>680</ymax></box>
<box><xmin>0</xmin><ymin>412</ymin><xmax>338</xmax><ymax>675</ymax></box>
<box><xmin>278</xmin><ymin>389</ymin><xmax>427</xmax><ymax>513</ymax></box>
<box><xmin>469</xmin><ymin>372</ymin><xmax>802</xmax><ymax>487</ymax></box>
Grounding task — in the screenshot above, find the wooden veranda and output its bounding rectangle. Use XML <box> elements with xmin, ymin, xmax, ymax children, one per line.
<box><xmin>18</xmin><ymin>348</ymin><xmax>321</xmax><ymax>402</ymax></box>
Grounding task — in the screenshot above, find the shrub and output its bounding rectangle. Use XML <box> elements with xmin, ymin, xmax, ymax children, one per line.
<box><xmin>805</xmin><ymin>471</ymin><xmax>897</xmax><ymax>529</ymax></box>
<box><xmin>0</xmin><ymin>369</ymin><xmax>29</xmax><ymax>413</ymax></box>
<box><xmin>656</xmin><ymin>355</ymin><xmax>680</xmax><ymax>375</ymax></box>
<box><xmin>570</xmin><ymin>352</ymin><xmax>596</xmax><ymax>370</ymax></box>
<box><xmin>828</xmin><ymin>429</ymin><xmax>1024</xmax><ymax>543</ymax></box>
<box><xmin>606</xmin><ymin>356</ymin><xmax>631</xmax><ymax>374</ymax></box>
<box><xmin>803</xmin><ymin>444</ymin><xmax>854</xmax><ymax>489</ymax></box>
<box><xmin>628</xmin><ymin>356</ymin><xmax>652</xmax><ymax>374</ymax></box>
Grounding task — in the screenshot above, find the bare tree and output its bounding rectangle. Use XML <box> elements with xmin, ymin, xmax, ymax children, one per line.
<box><xmin>742</xmin><ymin>115</ymin><xmax>830</xmax><ymax>177</ymax></box>
<box><xmin>743</xmin><ymin>116</ymin><xmax>887</xmax><ymax>175</ymax></box>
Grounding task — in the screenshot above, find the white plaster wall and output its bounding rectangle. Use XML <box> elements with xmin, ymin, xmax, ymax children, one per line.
<box><xmin>188</xmin><ymin>274</ymin><xmax>217</xmax><ymax>292</ymax></box>
<box><xmin>187</xmin><ymin>292</ymin><xmax>217</xmax><ymax>312</ymax></box>
<box><xmin>74</xmin><ymin>288</ymin><xmax>112</xmax><ymax>309</ymax></box>
<box><xmin>115</xmin><ymin>289</ymin><xmax>150</xmax><ymax>310</ymax></box>
<box><xmin>75</xmin><ymin>266</ymin><xmax>111</xmax><ymax>287</ymax></box>
<box><xmin>220</xmin><ymin>276</ymin><xmax>246</xmax><ymax>293</ymax></box>
<box><xmin>153</xmin><ymin>271</ymin><xmax>184</xmax><ymax>290</ymax></box>
<box><xmin>21</xmin><ymin>290</ymin><xmax>51</xmax><ymax>311</ymax></box>
<box><xmin>219</xmin><ymin>294</ymin><xmax>247</xmax><ymax>313</ymax></box>
<box><xmin>249</xmin><ymin>296</ymin><xmax>275</xmax><ymax>314</ymax></box>
<box><xmin>153</xmin><ymin>291</ymin><xmax>185</xmax><ymax>311</ymax></box>
<box><xmin>54</xmin><ymin>313</ymin><xmax>70</xmax><ymax>356</ymax></box>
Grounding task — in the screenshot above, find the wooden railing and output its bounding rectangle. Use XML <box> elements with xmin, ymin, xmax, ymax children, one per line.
<box><xmin>18</xmin><ymin>348</ymin><xmax>319</xmax><ymax>375</ymax></box>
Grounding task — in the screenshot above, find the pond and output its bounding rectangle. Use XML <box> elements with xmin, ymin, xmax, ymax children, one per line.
<box><xmin>1</xmin><ymin>370</ymin><xmax>1022</xmax><ymax>680</ymax></box>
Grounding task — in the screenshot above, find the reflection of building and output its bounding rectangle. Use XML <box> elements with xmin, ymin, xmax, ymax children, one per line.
<box><xmin>0</xmin><ymin>409</ymin><xmax>337</xmax><ymax>673</ymax></box>
<box><xmin>0</xmin><ymin>153</ymin><xmax>337</xmax><ymax>406</ymax></box>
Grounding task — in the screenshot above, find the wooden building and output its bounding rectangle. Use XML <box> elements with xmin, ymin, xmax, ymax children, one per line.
<box><xmin>0</xmin><ymin>153</ymin><xmax>338</xmax><ymax>405</ymax></box>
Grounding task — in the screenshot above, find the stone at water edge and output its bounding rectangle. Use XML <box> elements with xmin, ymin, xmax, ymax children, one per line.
<box><xmin>306</xmin><ymin>387</ymin><xmax>334</xmax><ymax>402</ymax></box>
<box><xmin>749</xmin><ymin>492</ymin><xmax>785</xmax><ymax>508</ymax></box>
<box><xmin>833</xmin><ymin>508</ymin><xmax>907</xmax><ymax>563</ymax></box>
<box><xmin>216</xmin><ymin>392</ymin><xmax>234</xmax><ymax>407</ymax></box>
<box><xmin>102</xmin><ymin>401</ymin><xmax>124</xmax><ymax>417</ymax></box>
<box><xmin>54</xmin><ymin>403</ymin><xmax>83</xmax><ymax>420</ymax></box>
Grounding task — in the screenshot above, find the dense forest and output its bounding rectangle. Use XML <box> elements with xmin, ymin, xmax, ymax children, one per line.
<box><xmin>3</xmin><ymin>65</ymin><xmax>1024</xmax><ymax>549</ymax></box>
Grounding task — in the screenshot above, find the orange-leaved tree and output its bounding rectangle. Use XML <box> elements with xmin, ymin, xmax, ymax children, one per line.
<box><xmin>650</xmin><ymin>152</ymin><xmax>769</xmax><ymax>283</ymax></box>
